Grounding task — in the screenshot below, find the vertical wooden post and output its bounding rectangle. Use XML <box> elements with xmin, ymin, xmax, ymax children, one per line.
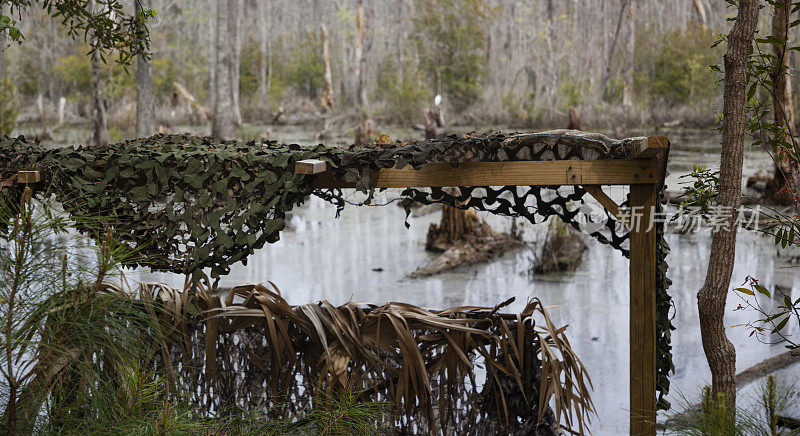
<box><xmin>629</xmin><ymin>183</ymin><xmax>657</xmax><ymax>436</ymax></box>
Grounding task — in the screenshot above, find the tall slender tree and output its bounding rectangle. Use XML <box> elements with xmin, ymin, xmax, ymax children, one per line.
<box><xmin>0</xmin><ymin>4</ymin><xmax>6</xmax><ymax>78</ymax></box>
<box><xmin>765</xmin><ymin>0</ymin><xmax>798</xmax><ymax>205</ymax></box>
<box><xmin>212</xmin><ymin>0</ymin><xmax>236</xmax><ymax>139</ymax></box>
<box><xmin>621</xmin><ymin>0</ymin><xmax>635</xmax><ymax>134</ymax></box>
<box><xmin>89</xmin><ymin>0</ymin><xmax>109</xmax><ymax>147</ymax></box>
<box><xmin>135</xmin><ymin>0</ymin><xmax>156</xmax><ymax>138</ymax></box>
<box><xmin>698</xmin><ymin>0</ymin><xmax>758</xmax><ymax>415</ymax></box>
<box><xmin>354</xmin><ymin>0</ymin><xmax>368</xmax><ymax>111</ymax></box>
<box><xmin>230</xmin><ymin>0</ymin><xmax>242</xmax><ymax>127</ymax></box>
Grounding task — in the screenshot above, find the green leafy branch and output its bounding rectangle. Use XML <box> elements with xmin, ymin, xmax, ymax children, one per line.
<box><xmin>733</xmin><ymin>275</ymin><xmax>800</xmax><ymax>355</ymax></box>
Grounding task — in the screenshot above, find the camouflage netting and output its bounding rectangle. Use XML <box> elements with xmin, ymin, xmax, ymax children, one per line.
<box><xmin>0</xmin><ymin>130</ymin><xmax>674</xmax><ymax>410</ymax></box>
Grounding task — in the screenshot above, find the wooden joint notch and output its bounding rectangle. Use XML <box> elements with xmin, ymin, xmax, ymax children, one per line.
<box><xmin>634</xmin><ymin>136</ymin><xmax>669</xmax><ymax>159</ymax></box>
<box><xmin>583</xmin><ymin>184</ymin><xmax>630</xmax><ymax>229</ymax></box>
<box><xmin>295</xmin><ymin>159</ymin><xmax>328</xmax><ymax>175</ymax></box>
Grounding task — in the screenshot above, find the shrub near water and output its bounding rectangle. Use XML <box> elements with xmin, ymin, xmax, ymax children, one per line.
<box><xmin>636</xmin><ymin>23</ymin><xmax>722</xmax><ymax>107</ymax></box>
<box><xmin>375</xmin><ymin>57</ymin><xmax>429</xmax><ymax>124</ymax></box>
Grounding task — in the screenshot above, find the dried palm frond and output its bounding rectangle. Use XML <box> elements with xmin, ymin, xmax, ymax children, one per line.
<box><xmin>140</xmin><ymin>281</ymin><xmax>595</xmax><ymax>434</ymax></box>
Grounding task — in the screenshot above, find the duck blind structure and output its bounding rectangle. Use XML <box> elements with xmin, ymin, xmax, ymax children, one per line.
<box><xmin>1</xmin><ymin>130</ymin><xmax>672</xmax><ymax>435</ymax></box>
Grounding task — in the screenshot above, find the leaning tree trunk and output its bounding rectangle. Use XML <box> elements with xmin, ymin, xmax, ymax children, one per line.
<box><xmin>764</xmin><ymin>0</ymin><xmax>798</xmax><ymax>205</ymax></box>
<box><xmin>693</xmin><ymin>0</ymin><xmax>708</xmax><ymax>29</ymax></box>
<box><xmin>212</xmin><ymin>0</ymin><xmax>235</xmax><ymax>140</ymax></box>
<box><xmin>601</xmin><ymin>0</ymin><xmax>629</xmax><ymax>93</ymax></box>
<box><xmin>135</xmin><ymin>0</ymin><xmax>156</xmax><ymax>138</ymax></box>
<box><xmin>698</xmin><ymin>0</ymin><xmax>758</xmax><ymax>417</ymax></box>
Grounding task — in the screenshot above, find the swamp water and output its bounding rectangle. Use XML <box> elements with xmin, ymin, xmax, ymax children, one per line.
<box><xmin>31</xmin><ymin>125</ymin><xmax>799</xmax><ymax>434</ymax></box>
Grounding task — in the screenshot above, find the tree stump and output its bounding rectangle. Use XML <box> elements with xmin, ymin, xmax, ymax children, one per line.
<box><xmin>424</xmin><ymin>108</ymin><xmax>444</xmax><ymax>140</ymax></box>
<box><xmin>411</xmin><ymin>194</ymin><xmax>524</xmax><ymax>278</ymax></box>
<box><xmin>567</xmin><ymin>106</ymin><xmax>581</xmax><ymax>130</ymax></box>
<box><xmin>528</xmin><ymin>218</ymin><xmax>587</xmax><ymax>275</ymax></box>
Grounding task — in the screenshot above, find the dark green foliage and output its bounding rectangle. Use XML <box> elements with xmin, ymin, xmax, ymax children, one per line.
<box><xmin>412</xmin><ymin>0</ymin><xmax>495</xmax><ymax>111</ymax></box>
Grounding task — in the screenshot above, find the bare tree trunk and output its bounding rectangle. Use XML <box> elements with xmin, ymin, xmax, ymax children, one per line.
<box><xmin>693</xmin><ymin>0</ymin><xmax>708</xmax><ymax>29</ymax></box>
<box><xmin>320</xmin><ymin>23</ymin><xmax>334</xmax><ymax>131</ymax></box>
<box><xmin>396</xmin><ymin>0</ymin><xmax>405</xmax><ymax>85</ymax></box>
<box><xmin>698</xmin><ymin>0</ymin><xmax>758</xmax><ymax>417</ymax></box>
<box><xmin>257</xmin><ymin>0</ymin><xmax>269</xmax><ymax>104</ymax></box>
<box><xmin>212</xmin><ymin>0</ymin><xmax>236</xmax><ymax>140</ymax></box>
<box><xmin>601</xmin><ymin>0</ymin><xmax>629</xmax><ymax>92</ymax></box>
<box><xmin>230</xmin><ymin>0</ymin><xmax>242</xmax><ymax>127</ymax></box>
<box><xmin>765</xmin><ymin>0</ymin><xmax>798</xmax><ymax>205</ymax></box>
<box><xmin>622</xmin><ymin>0</ymin><xmax>635</xmax><ymax>135</ymax></box>
<box><xmin>89</xmin><ymin>1</ymin><xmax>108</xmax><ymax>147</ymax></box>
<box><xmin>135</xmin><ymin>0</ymin><xmax>156</xmax><ymax>138</ymax></box>
<box><xmin>354</xmin><ymin>0</ymin><xmax>368</xmax><ymax>111</ymax></box>
<box><xmin>208</xmin><ymin>0</ymin><xmax>217</xmax><ymax>112</ymax></box>
<box><xmin>0</xmin><ymin>4</ymin><xmax>6</xmax><ymax>78</ymax></box>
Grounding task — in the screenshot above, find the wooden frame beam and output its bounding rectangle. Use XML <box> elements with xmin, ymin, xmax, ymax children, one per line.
<box><xmin>299</xmin><ymin>159</ymin><xmax>659</xmax><ymax>189</ymax></box>
<box><xmin>629</xmin><ymin>183</ymin><xmax>658</xmax><ymax>436</ymax></box>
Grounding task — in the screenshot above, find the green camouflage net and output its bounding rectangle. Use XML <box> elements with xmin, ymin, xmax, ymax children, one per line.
<box><xmin>0</xmin><ymin>131</ymin><xmax>674</xmax><ymax>409</ymax></box>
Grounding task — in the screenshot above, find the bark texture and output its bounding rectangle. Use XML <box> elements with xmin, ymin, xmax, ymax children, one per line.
<box><xmin>697</xmin><ymin>0</ymin><xmax>758</xmax><ymax>414</ymax></box>
<box><xmin>211</xmin><ymin>0</ymin><xmax>236</xmax><ymax>140</ymax></box>
<box><xmin>135</xmin><ymin>0</ymin><xmax>156</xmax><ymax>138</ymax></box>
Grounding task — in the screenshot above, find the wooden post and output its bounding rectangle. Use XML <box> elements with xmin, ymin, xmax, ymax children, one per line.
<box><xmin>629</xmin><ymin>183</ymin><xmax>657</xmax><ymax>436</ymax></box>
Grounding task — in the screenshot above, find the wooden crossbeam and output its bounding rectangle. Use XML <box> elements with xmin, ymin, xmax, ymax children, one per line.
<box><xmin>583</xmin><ymin>185</ymin><xmax>630</xmax><ymax>229</ymax></box>
<box><xmin>301</xmin><ymin>160</ymin><xmax>659</xmax><ymax>189</ymax></box>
